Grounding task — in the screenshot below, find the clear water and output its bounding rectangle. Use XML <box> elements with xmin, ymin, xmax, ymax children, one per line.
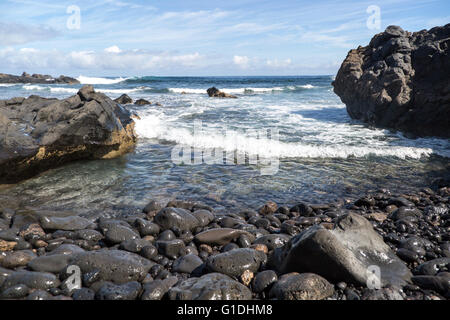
<box><xmin>0</xmin><ymin>76</ymin><xmax>449</xmax><ymax>216</ymax></box>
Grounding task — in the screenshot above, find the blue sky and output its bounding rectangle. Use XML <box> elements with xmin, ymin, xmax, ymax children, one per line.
<box><xmin>0</xmin><ymin>0</ymin><xmax>448</xmax><ymax>76</ymax></box>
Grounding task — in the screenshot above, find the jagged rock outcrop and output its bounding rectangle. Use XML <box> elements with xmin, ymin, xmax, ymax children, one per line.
<box><xmin>333</xmin><ymin>24</ymin><xmax>450</xmax><ymax>137</ymax></box>
<box><xmin>207</xmin><ymin>87</ymin><xmax>237</xmax><ymax>98</ymax></box>
<box><xmin>0</xmin><ymin>85</ymin><xmax>137</xmax><ymax>184</ymax></box>
<box><xmin>0</xmin><ymin>72</ymin><xmax>79</xmax><ymax>84</ymax></box>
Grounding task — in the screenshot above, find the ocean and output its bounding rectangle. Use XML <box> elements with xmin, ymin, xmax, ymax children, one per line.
<box><xmin>1</xmin><ymin>75</ymin><xmax>449</xmax><ymax>216</ymax></box>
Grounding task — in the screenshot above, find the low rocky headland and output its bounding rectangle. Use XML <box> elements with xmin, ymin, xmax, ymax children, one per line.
<box><xmin>0</xmin><ymin>72</ymin><xmax>79</xmax><ymax>85</ymax></box>
<box><xmin>333</xmin><ymin>24</ymin><xmax>450</xmax><ymax>138</ymax></box>
<box><xmin>0</xmin><ymin>183</ymin><xmax>449</xmax><ymax>300</ymax></box>
<box><xmin>0</xmin><ymin>85</ymin><xmax>137</xmax><ymax>184</ymax></box>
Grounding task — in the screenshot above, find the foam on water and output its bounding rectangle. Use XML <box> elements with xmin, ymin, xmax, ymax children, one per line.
<box><xmin>77</xmin><ymin>75</ymin><xmax>128</xmax><ymax>85</ymax></box>
<box><xmin>168</xmin><ymin>85</ymin><xmax>315</xmax><ymax>95</ymax></box>
<box><xmin>134</xmin><ymin>113</ymin><xmax>436</xmax><ymax>160</ymax></box>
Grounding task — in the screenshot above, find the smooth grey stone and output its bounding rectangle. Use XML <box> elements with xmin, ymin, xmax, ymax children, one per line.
<box><xmin>141</xmin><ymin>277</ymin><xmax>178</xmax><ymax>300</ymax></box>
<box><xmin>40</xmin><ymin>216</ymin><xmax>91</xmax><ymax>231</ymax></box>
<box><xmin>270</xmin><ymin>213</ymin><xmax>412</xmax><ymax>287</ymax></box>
<box><xmin>206</xmin><ymin>248</ymin><xmax>266</xmax><ymax>278</ymax></box>
<box><xmin>72</xmin><ymin>288</ymin><xmax>95</xmax><ymax>300</ymax></box>
<box><xmin>168</xmin><ymin>273</ymin><xmax>251</xmax><ymax>300</ymax></box>
<box><xmin>1</xmin><ymin>270</ymin><xmax>60</xmax><ymax>290</ymax></box>
<box><xmin>172</xmin><ymin>254</ymin><xmax>203</xmax><ymax>274</ymax></box>
<box><xmin>27</xmin><ymin>254</ymin><xmax>70</xmax><ymax>273</ymax></box>
<box><xmin>156</xmin><ymin>239</ymin><xmax>185</xmax><ymax>259</ymax></box>
<box><xmin>69</xmin><ymin>249</ymin><xmax>154</xmax><ymax>284</ymax></box>
<box><xmin>269</xmin><ymin>273</ymin><xmax>334</xmax><ymax>300</ymax></box>
<box><xmin>254</xmin><ymin>234</ymin><xmax>290</xmax><ymax>251</ymax></box>
<box><xmin>252</xmin><ymin>270</ymin><xmax>278</xmax><ymax>293</ymax></box>
<box><xmin>96</xmin><ymin>281</ymin><xmax>142</xmax><ymax>300</ymax></box>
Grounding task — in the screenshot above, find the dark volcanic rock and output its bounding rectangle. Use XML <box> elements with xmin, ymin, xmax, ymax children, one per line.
<box><xmin>156</xmin><ymin>239</ymin><xmax>185</xmax><ymax>259</ymax></box>
<box><xmin>0</xmin><ymin>85</ymin><xmax>137</xmax><ymax>183</ymax></box>
<box><xmin>40</xmin><ymin>216</ymin><xmax>91</xmax><ymax>231</ymax></box>
<box><xmin>194</xmin><ymin>228</ymin><xmax>254</xmax><ymax>246</ymax></box>
<box><xmin>154</xmin><ymin>207</ymin><xmax>201</xmax><ymax>231</ymax></box>
<box><xmin>172</xmin><ymin>254</ymin><xmax>203</xmax><ymax>274</ymax></box>
<box><xmin>168</xmin><ymin>273</ymin><xmax>252</xmax><ymax>300</ymax></box>
<box><xmin>114</xmin><ymin>94</ymin><xmax>133</xmax><ymax>105</ymax></box>
<box><xmin>27</xmin><ymin>254</ymin><xmax>70</xmax><ymax>273</ymax></box>
<box><xmin>135</xmin><ymin>98</ymin><xmax>151</xmax><ymax>106</ymax></box>
<box><xmin>333</xmin><ymin>24</ymin><xmax>450</xmax><ymax>137</ymax></box>
<box><xmin>271</xmin><ymin>213</ymin><xmax>412</xmax><ymax>287</ymax></box>
<box><xmin>104</xmin><ymin>224</ymin><xmax>139</xmax><ymax>244</ymax></box>
<box><xmin>207</xmin><ymin>87</ymin><xmax>237</xmax><ymax>98</ymax></box>
<box><xmin>252</xmin><ymin>270</ymin><xmax>278</xmax><ymax>293</ymax></box>
<box><xmin>141</xmin><ymin>277</ymin><xmax>178</xmax><ymax>300</ymax></box>
<box><xmin>253</xmin><ymin>234</ymin><xmax>290</xmax><ymax>251</ymax></box>
<box><xmin>1</xmin><ymin>270</ymin><xmax>60</xmax><ymax>290</ymax></box>
<box><xmin>69</xmin><ymin>249</ymin><xmax>154</xmax><ymax>284</ymax></box>
<box><xmin>269</xmin><ymin>273</ymin><xmax>334</xmax><ymax>300</ymax></box>
<box><xmin>0</xmin><ymin>72</ymin><xmax>79</xmax><ymax>84</ymax></box>
<box><xmin>206</xmin><ymin>248</ymin><xmax>266</xmax><ymax>278</ymax></box>
<box><xmin>96</xmin><ymin>281</ymin><xmax>142</xmax><ymax>300</ymax></box>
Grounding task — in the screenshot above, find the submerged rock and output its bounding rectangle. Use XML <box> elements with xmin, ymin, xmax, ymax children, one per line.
<box><xmin>207</xmin><ymin>87</ymin><xmax>237</xmax><ymax>98</ymax></box>
<box><xmin>333</xmin><ymin>24</ymin><xmax>450</xmax><ymax>137</ymax></box>
<box><xmin>134</xmin><ymin>98</ymin><xmax>151</xmax><ymax>106</ymax></box>
<box><xmin>114</xmin><ymin>94</ymin><xmax>133</xmax><ymax>104</ymax></box>
<box><xmin>0</xmin><ymin>85</ymin><xmax>137</xmax><ymax>184</ymax></box>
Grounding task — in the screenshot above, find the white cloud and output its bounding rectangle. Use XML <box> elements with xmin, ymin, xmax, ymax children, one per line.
<box><xmin>266</xmin><ymin>58</ymin><xmax>292</xmax><ymax>68</ymax></box>
<box><xmin>0</xmin><ymin>47</ymin><xmax>205</xmax><ymax>72</ymax></box>
<box><xmin>233</xmin><ymin>55</ymin><xmax>250</xmax><ymax>68</ymax></box>
<box><xmin>104</xmin><ymin>45</ymin><xmax>122</xmax><ymax>53</ymax></box>
<box><xmin>0</xmin><ymin>22</ymin><xmax>59</xmax><ymax>45</ymax></box>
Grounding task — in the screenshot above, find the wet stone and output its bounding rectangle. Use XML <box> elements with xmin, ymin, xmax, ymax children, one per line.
<box><xmin>269</xmin><ymin>273</ymin><xmax>334</xmax><ymax>300</ymax></box>
<box><xmin>156</xmin><ymin>239</ymin><xmax>185</xmax><ymax>259</ymax></box>
<box><xmin>104</xmin><ymin>224</ymin><xmax>139</xmax><ymax>244</ymax></box>
<box><xmin>168</xmin><ymin>273</ymin><xmax>252</xmax><ymax>300</ymax></box>
<box><xmin>252</xmin><ymin>270</ymin><xmax>278</xmax><ymax>293</ymax></box>
<box><xmin>206</xmin><ymin>248</ymin><xmax>267</xmax><ymax>278</ymax></box>
<box><xmin>172</xmin><ymin>254</ymin><xmax>203</xmax><ymax>274</ymax></box>
<box><xmin>96</xmin><ymin>281</ymin><xmax>142</xmax><ymax>300</ymax></box>
<box><xmin>40</xmin><ymin>216</ymin><xmax>92</xmax><ymax>231</ymax></box>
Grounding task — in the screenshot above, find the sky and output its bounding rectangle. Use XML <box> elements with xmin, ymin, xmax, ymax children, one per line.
<box><xmin>0</xmin><ymin>0</ymin><xmax>448</xmax><ymax>76</ymax></box>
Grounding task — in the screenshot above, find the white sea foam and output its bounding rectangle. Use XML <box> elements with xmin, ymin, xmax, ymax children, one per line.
<box><xmin>135</xmin><ymin>114</ymin><xmax>434</xmax><ymax>160</ymax></box>
<box><xmin>23</xmin><ymin>84</ymin><xmax>147</xmax><ymax>95</ymax></box>
<box><xmin>77</xmin><ymin>75</ymin><xmax>128</xmax><ymax>85</ymax></box>
<box><xmin>23</xmin><ymin>85</ymin><xmax>78</xmax><ymax>94</ymax></box>
<box><xmin>169</xmin><ymin>85</ymin><xmax>315</xmax><ymax>95</ymax></box>
<box><xmin>0</xmin><ymin>83</ymin><xmax>18</xmax><ymax>87</ymax></box>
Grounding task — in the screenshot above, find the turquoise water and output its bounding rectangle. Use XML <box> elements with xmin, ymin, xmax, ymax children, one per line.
<box><xmin>0</xmin><ymin>76</ymin><xmax>449</xmax><ymax>215</ymax></box>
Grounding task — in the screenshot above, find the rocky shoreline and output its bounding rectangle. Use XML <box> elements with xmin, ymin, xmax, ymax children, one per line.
<box><xmin>0</xmin><ymin>184</ymin><xmax>448</xmax><ymax>300</ymax></box>
<box><xmin>0</xmin><ymin>72</ymin><xmax>79</xmax><ymax>85</ymax></box>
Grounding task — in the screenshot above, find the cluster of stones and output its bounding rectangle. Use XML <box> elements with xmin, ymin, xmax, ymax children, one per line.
<box><xmin>0</xmin><ymin>185</ymin><xmax>448</xmax><ymax>300</ymax></box>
